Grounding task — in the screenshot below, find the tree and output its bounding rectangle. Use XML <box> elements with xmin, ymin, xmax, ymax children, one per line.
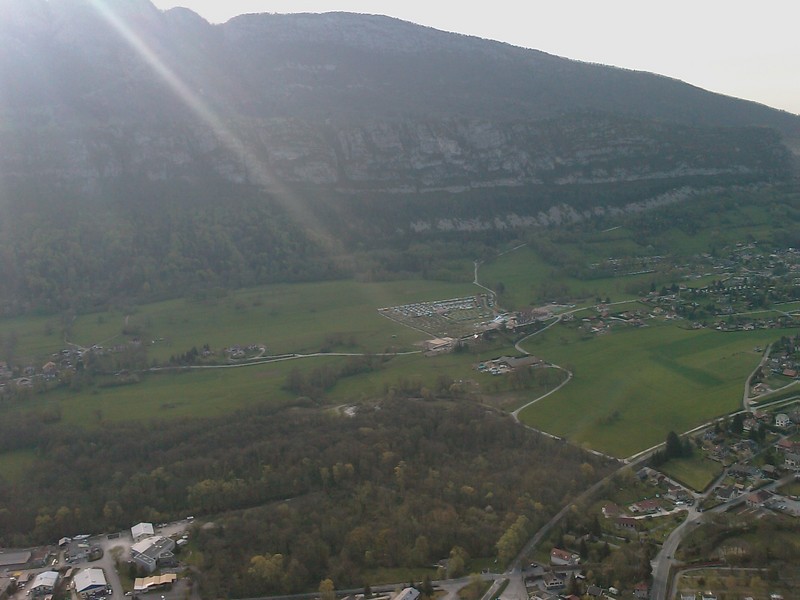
<box><xmin>319</xmin><ymin>578</ymin><xmax>335</xmax><ymax>600</ymax></box>
<box><xmin>665</xmin><ymin>431</ymin><xmax>682</xmax><ymax>459</ymax></box>
<box><xmin>730</xmin><ymin>413</ymin><xmax>744</xmax><ymax>435</ymax></box>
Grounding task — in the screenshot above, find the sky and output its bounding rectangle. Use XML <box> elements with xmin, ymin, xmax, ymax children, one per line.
<box><xmin>149</xmin><ymin>1</ymin><xmax>800</xmax><ymax>115</ymax></box>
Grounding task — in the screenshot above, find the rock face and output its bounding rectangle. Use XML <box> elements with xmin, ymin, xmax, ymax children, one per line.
<box><xmin>0</xmin><ymin>0</ymin><xmax>797</xmax><ymax>215</ymax></box>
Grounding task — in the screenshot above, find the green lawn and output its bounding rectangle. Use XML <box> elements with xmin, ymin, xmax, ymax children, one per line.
<box><xmin>516</xmin><ymin>321</ymin><xmax>786</xmax><ymax>457</ymax></box>
<box><xmin>659</xmin><ymin>455</ymin><xmax>723</xmax><ymax>492</ymax></box>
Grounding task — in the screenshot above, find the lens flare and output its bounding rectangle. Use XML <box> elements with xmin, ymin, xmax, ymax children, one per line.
<box><xmin>85</xmin><ymin>0</ymin><xmax>339</xmax><ymax>250</ymax></box>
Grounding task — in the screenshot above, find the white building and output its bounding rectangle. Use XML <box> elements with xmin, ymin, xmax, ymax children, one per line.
<box><xmin>775</xmin><ymin>413</ymin><xmax>792</xmax><ymax>428</ymax></box>
<box><xmin>394</xmin><ymin>588</ymin><xmax>420</xmax><ymax>600</ymax></box>
<box><xmin>130</xmin><ymin>536</ymin><xmax>176</xmax><ymax>573</ymax></box>
<box><xmin>30</xmin><ymin>571</ymin><xmax>59</xmax><ymax>596</ymax></box>
<box><xmin>131</xmin><ymin>522</ymin><xmax>155</xmax><ymax>541</ymax></box>
<box><xmin>73</xmin><ymin>568</ymin><xmax>107</xmax><ymax>597</ymax></box>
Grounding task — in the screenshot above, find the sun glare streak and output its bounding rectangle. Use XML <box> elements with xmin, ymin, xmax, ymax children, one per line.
<box><xmin>85</xmin><ymin>0</ymin><xmax>339</xmax><ymax>249</ymax></box>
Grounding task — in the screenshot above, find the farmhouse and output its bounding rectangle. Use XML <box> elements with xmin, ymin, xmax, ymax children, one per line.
<box><xmin>73</xmin><ymin>568</ymin><xmax>107</xmax><ymax>597</ymax></box>
<box><xmin>601</xmin><ymin>502</ymin><xmax>622</xmax><ymax>518</ymax></box>
<box><xmin>130</xmin><ymin>536</ymin><xmax>176</xmax><ymax>573</ymax></box>
<box><xmin>775</xmin><ymin>413</ymin><xmax>792</xmax><ymax>428</ymax></box>
<box><xmin>30</xmin><ymin>571</ymin><xmax>59</xmax><ymax>596</ymax></box>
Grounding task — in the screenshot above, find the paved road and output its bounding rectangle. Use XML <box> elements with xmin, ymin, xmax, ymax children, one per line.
<box><xmin>742</xmin><ymin>344</ymin><xmax>771</xmax><ymax>411</ymax></box>
<box><xmin>650</xmin><ymin>475</ymin><xmax>795</xmax><ymax>600</ymax></box>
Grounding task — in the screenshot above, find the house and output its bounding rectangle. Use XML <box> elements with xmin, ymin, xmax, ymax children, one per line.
<box><xmin>131</xmin><ymin>522</ymin><xmax>155</xmax><ymax>541</ymax></box>
<box><xmin>777</xmin><ymin>439</ymin><xmax>800</xmax><ymax>453</ymax></box>
<box><xmin>665</xmin><ymin>486</ymin><xmax>692</xmax><ymax>503</ymax></box>
<box><xmin>73</xmin><ymin>568</ymin><xmax>107</xmax><ymax>597</ymax></box>
<box><xmin>775</xmin><ymin>413</ymin><xmax>792</xmax><ymax>428</ymax></box>
<box><xmin>715</xmin><ymin>486</ymin><xmax>736</xmax><ymax>501</ymax></box>
<box><xmin>29</xmin><ymin>571</ymin><xmax>59</xmax><ymax>596</ymax></box>
<box><xmin>130</xmin><ymin>536</ymin><xmax>176</xmax><ymax>573</ymax></box>
<box><xmin>615</xmin><ymin>517</ymin><xmax>638</xmax><ymax>531</ymax></box>
<box><xmin>745</xmin><ymin>490</ymin><xmax>773</xmax><ymax>508</ymax></box>
<box><xmin>681</xmin><ymin>594</ymin><xmax>696</xmax><ymax>600</ymax></box>
<box><xmin>549</xmin><ymin>547</ymin><xmax>579</xmax><ymax>566</ymax></box>
<box><xmin>587</xmin><ymin>584</ymin><xmax>603</xmax><ymax>597</ymax></box>
<box><xmin>42</xmin><ymin>362</ymin><xmax>58</xmax><ymax>377</ymax></box>
<box><xmin>630</xmin><ymin>498</ymin><xmax>661</xmax><ymax>514</ymax></box>
<box><xmin>633</xmin><ymin>582</ymin><xmax>649</xmax><ymax>599</ymax></box>
<box><xmin>785</xmin><ymin>453</ymin><xmax>800</xmax><ymax>471</ymax></box>
<box><xmin>742</xmin><ymin>417</ymin><xmax>758</xmax><ymax>431</ymax></box>
<box><xmin>601</xmin><ymin>502</ymin><xmax>622</xmax><ymax>518</ymax></box>
<box><xmin>728</xmin><ymin>464</ymin><xmax>760</xmax><ymax>479</ymax></box>
<box><xmin>542</xmin><ymin>572</ymin><xmax>564</xmax><ymax>590</ymax></box>
<box><xmin>701</xmin><ymin>593</ymin><xmax>718</xmax><ymax>600</ymax></box>
<box><xmin>393</xmin><ymin>588</ymin><xmax>420</xmax><ymax>600</ymax></box>
<box><xmin>762</xmin><ymin>464</ymin><xmax>778</xmax><ymax>478</ymax></box>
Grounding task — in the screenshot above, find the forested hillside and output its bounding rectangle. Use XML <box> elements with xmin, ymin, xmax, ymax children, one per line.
<box><xmin>0</xmin><ymin>0</ymin><xmax>798</xmax><ymax>314</ymax></box>
<box><xmin>0</xmin><ymin>397</ymin><xmax>610</xmax><ymax>595</ymax></box>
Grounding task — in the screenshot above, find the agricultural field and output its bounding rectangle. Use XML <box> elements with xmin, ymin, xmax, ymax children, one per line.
<box><xmin>516</xmin><ymin>321</ymin><xmax>785</xmax><ymax>457</ymax></box>
<box><xmin>676</xmin><ymin>568</ymin><xmax>796</xmax><ymax>600</ymax></box>
<box><xmin>659</xmin><ymin>455</ymin><xmax>723</xmax><ymax>492</ymax></box>
<box><xmin>2</xmin><ymin>357</ymin><xmax>329</xmax><ymax>426</ymax></box>
<box><xmin>479</xmin><ymin>244</ymin><xmax>652</xmax><ymax>310</ymax></box>
<box><xmin>0</xmin><ymin>278</ymin><xmax>479</xmax><ymax>365</ymax></box>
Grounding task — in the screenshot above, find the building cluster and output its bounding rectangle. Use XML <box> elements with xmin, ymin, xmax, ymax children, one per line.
<box><xmin>0</xmin><ymin>520</ymin><xmax>186</xmax><ymax>600</ymax></box>
<box><xmin>524</xmin><ymin>549</ymin><xmax>634</xmax><ymax>599</ymax></box>
<box><xmin>477</xmin><ymin>355</ymin><xmax>544</xmax><ymax>375</ymax></box>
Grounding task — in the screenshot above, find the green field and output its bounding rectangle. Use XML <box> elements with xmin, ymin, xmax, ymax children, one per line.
<box><xmin>659</xmin><ymin>455</ymin><xmax>723</xmax><ymax>492</ymax></box>
<box><xmin>516</xmin><ymin>321</ymin><xmax>784</xmax><ymax>457</ymax></box>
<box><xmin>8</xmin><ymin>358</ymin><xmax>323</xmax><ymax>426</ymax></box>
<box><xmin>0</xmin><ymin>279</ymin><xmax>479</xmax><ymax>365</ymax></box>
<box><xmin>479</xmin><ymin>245</ymin><xmax>651</xmax><ymax>310</ymax></box>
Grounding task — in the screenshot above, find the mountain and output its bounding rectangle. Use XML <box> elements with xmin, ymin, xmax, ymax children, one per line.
<box><xmin>0</xmin><ymin>0</ymin><xmax>798</xmax><ymax>313</ymax></box>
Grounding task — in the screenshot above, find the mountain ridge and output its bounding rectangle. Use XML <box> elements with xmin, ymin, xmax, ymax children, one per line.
<box><xmin>0</xmin><ymin>0</ymin><xmax>798</xmax><ymax>313</ymax></box>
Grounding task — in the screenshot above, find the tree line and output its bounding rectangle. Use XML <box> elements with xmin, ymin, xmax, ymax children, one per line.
<box><xmin>0</xmin><ymin>394</ymin><xmax>612</xmax><ymax>596</ymax></box>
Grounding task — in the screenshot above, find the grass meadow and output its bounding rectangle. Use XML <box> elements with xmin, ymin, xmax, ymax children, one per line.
<box><xmin>516</xmin><ymin>321</ymin><xmax>784</xmax><ymax>457</ymax></box>
<box><xmin>479</xmin><ymin>245</ymin><xmax>653</xmax><ymax>310</ymax></box>
<box><xmin>1</xmin><ymin>279</ymin><xmax>479</xmax><ymax>365</ymax></box>
<box><xmin>659</xmin><ymin>455</ymin><xmax>723</xmax><ymax>492</ymax></box>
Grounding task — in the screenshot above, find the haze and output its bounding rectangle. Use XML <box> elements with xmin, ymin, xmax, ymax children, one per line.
<box><xmin>148</xmin><ymin>0</ymin><xmax>800</xmax><ymax>116</ymax></box>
